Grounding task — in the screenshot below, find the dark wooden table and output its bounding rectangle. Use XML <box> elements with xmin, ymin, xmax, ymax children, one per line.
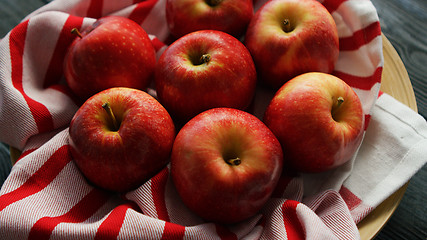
<box><xmin>1</xmin><ymin>0</ymin><xmax>426</xmax><ymax>239</ymax></box>
<box><xmin>370</xmin><ymin>1</ymin><xmax>426</xmax><ymax>239</ymax></box>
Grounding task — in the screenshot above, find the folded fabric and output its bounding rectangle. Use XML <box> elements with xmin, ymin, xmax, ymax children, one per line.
<box><xmin>343</xmin><ymin>93</ymin><xmax>427</xmax><ymax>223</ymax></box>
<box><xmin>1</xmin><ymin>92</ymin><xmax>425</xmax><ymax>240</ymax></box>
<box><xmin>1</xmin><ymin>0</ymin><xmax>426</xmax><ymax>239</ymax></box>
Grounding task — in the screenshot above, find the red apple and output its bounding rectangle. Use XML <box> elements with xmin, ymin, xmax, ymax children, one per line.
<box><xmin>64</xmin><ymin>16</ymin><xmax>156</xmax><ymax>101</ymax></box>
<box><xmin>155</xmin><ymin>30</ymin><xmax>257</xmax><ymax>123</ymax></box>
<box><xmin>68</xmin><ymin>87</ymin><xmax>175</xmax><ymax>192</ymax></box>
<box><xmin>171</xmin><ymin>108</ymin><xmax>283</xmax><ymax>224</ymax></box>
<box><xmin>245</xmin><ymin>0</ymin><xmax>339</xmax><ymax>89</ymax></box>
<box><xmin>263</xmin><ymin>72</ymin><xmax>364</xmax><ymax>173</ymax></box>
<box><xmin>166</xmin><ymin>0</ymin><xmax>253</xmax><ymax>39</ymax></box>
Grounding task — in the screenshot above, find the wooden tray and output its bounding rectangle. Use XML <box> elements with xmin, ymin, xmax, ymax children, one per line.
<box><xmin>9</xmin><ymin>34</ymin><xmax>416</xmax><ymax>240</ymax></box>
<box><xmin>357</xmin><ymin>34</ymin><xmax>417</xmax><ymax>239</ymax></box>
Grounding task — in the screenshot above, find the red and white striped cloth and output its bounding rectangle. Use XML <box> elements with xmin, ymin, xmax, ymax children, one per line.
<box><xmin>1</xmin><ymin>0</ymin><xmax>427</xmax><ymax>239</ymax></box>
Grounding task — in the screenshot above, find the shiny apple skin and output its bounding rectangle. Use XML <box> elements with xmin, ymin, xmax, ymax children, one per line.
<box><xmin>264</xmin><ymin>72</ymin><xmax>364</xmax><ymax>173</ymax></box>
<box><xmin>171</xmin><ymin>108</ymin><xmax>283</xmax><ymax>224</ymax></box>
<box><xmin>155</xmin><ymin>30</ymin><xmax>257</xmax><ymax>123</ymax></box>
<box><xmin>166</xmin><ymin>0</ymin><xmax>253</xmax><ymax>39</ymax></box>
<box><xmin>64</xmin><ymin>16</ymin><xmax>156</xmax><ymax>101</ymax></box>
<box><xmin>245</xmin><ymin>0</ymin><xmax>339</xmax><ymax>89</ymax></box>
<box><xmin>69</xmin><ymin>87</ymin><xmax>175</xmax><ymax>192</ymax></box>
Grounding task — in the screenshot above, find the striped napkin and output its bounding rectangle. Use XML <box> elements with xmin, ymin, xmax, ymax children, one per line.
<box><xmin>1</xmin><ymin>0</ymin><xmax>426</xmax><ymax>239</ymax></box>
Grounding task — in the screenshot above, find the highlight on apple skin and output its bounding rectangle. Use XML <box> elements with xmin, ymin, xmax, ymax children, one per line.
<box><xmin>264</xmin><ymin>72</ymin><xmax>365</xmax><ymax>173</ymax></box>
<box><xmin>68</xmin><ymin>87</ymin><xmax>176</xmax><ymax>192</ymax></box>
<box><xmin>171</xmin><ymin>107</ymin><xmax>283</xmax><ymax>224</ymax></box>
<box><xmin>245</xmin><ymin>0</ymin><xmax>339</xmax><ymax>89</ymax></box>
<box><xmin>64</xmin><ymin>16</ymin><xmax>156</xmax><ymax>101</ymax></box>
<box><xmin>155</xmin><ymin>30</ymin><xmax>257</xmax><ymax>123</ymax></box>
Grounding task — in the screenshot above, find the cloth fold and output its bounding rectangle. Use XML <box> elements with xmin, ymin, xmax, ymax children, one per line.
<box><xmin>343</xmin><ymin>93</ymin><xmax>427</xmax><ymax>223</ymax></box>
<box><xmin>0</xmin><ymin>0</ymin><xmax>426</xmax><ymax>239</ymax></box>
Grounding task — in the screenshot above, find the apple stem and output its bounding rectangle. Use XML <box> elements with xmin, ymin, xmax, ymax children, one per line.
<box><xmin>226</xmin><ymin>157</ymin><xmax>241</xmax><ymax>166</ymax></box>
<box><xmin>332</xmin><ymin>97</ymin><xmax>345</xmax><ymax>116</ymax></box>
<box><xmin>200</xmin><ymin>54</ymin><xmax>211</xmax><ymax>64</ymax></box>
<box><xmin>283</xmin><ymin>19</ymin><xmax>292</xmax><ymax>33</ymax></box>
<box><xmin>71</xmin><ymin>28</ymin><xmax>83</xmax><ymax>39</ymax></box>
<box><xmin>102</xmin><ymin>102</ymin><xmax>119</xmax><ymax>131</ymax></box>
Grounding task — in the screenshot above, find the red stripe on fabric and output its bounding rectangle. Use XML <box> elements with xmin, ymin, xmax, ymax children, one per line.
<box><xmin>364</xmin><ymin>114</ymin><xmax>371</xmax><ymax>130</ymax></box>
<box><xmin>339</xmin><ymin>22</ymin><xmax>381</xmax><ymax>51</ymax></box>
<box><xmin>9</xmin><ymin>21</ymin><xmax>27</xmax><ymax>87</ymax></box>
<box><xmin>333</xmin><ymin>67</ymin><xmax>382</xmax><ymax>91</ymax></box>
<box><xmin>28</xmin><ymin>188</ymin><xmax>111</xmax><ymax>240</ymax></box>
<box><xmin>151</xmin><ymin>167</ymin><xmax>170</xmax><ymax>221</ymax></box>
<box><xmin>151</xmin><ymin>37</ymin><xmax>166</xmax><ymax>52</ymax></box>
<box><xmin>282</xmin><ymin>200</ymin><xmax>305</xmax><ymax>240</ymax></box>
<box><xmin>25</xmin><ymin>98</ymin><xmax>55</xmax><ymax>133</ymax></box>
<box><xmin>339</xmin><ymin>186</ymin><xmax>362</xmax><ymax>211</ymax></box>
<box><xmin>95</xmin><ymin>202</ymin><xmax>139</xmax><ymax>240</ymax></box>
<box><xmin>322</xmin><ymin>0</ymin><xmax>347</xmax><ymax>13</ymax></box>
<box><xmin>161</xmin><ymin>222</ymin><xmax>186</xmax><ymax>240</ymax></box>
<box><xmin>87</xmin><ymin>0</ymin><xmax>103</xmax><ymax>18</ymax></box>
<box><xmin>0</xmin><ymin>146</ymin><xmax>71</xmax><ymax>212</ymax></box>
<box><xmin>9</xmin><ymin>20</ymin><xmax>55</xmax><ymax>134</ymax></box>
<box><xmin>43</xmin><ymin>15</ymin><xmax>84</xmax><ymax>88</ymax></box>
<box><xmin>128</xmin><ymin>0</ymin><xmax>158</xmax><ymax>25</ymax></box>
<box><xmin>215</xmin><ymin>224</ymin><xmax>238</xmax><ymax>240</ymax></box>
<box><xmin>378</xmin><ymin>90</ymin><xmax>384</xmax><ymax>98</ymax></box>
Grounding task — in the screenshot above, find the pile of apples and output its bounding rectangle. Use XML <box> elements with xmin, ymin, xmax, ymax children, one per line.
<box><xmin>66</xmin><ymin>0</ymin><xmax>365</xmax><ymax>224</ymax></box>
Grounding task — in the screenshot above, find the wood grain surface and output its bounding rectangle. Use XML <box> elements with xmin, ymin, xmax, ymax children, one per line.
<box><xmin>370</xmin><ymin>1</ymin><xmax>427</xmax><ymax>239</ymax></box>
<box><xmin>0</xmin><ymin>0</ymin><xmax>426</xmax><ymax>239</ymax></box>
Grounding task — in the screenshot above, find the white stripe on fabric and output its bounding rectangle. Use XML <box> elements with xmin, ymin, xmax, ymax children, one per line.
<box><xmin>0</xmin><ymin>129</ymin><xmax>69</xmax><ymax>195</ymax></box>
<box><xmin>140</xmin><ymin>0</ymin><xmax>169</xmax><ymax>41</ymax></box>
<box><xmin>118</xmin><ymin>209</ymin><xmax>165</xmax><ymax>240</ymax></box>
<box><xmin>333</xmin><ymin>0</ymin><xmax>380</xmax><ymax>38</ymax></box>
<box><xmin>125</xmin><ymin>180</ymin><xmax>159</xmax><ymax>219</ymax></box>
<box><xmin>260</xmin><ymin>199</ymin><xmax>288</xmax><ymax>240</ymax></box>
<box><xmin>0</xmin><ymin>34</ymin><xmax>38</xmax><ymax>150</ymax></box>
<box><xmin>183</xmin><ymin>223</ymin><xmax>222</xmax><ymax>240</ymax></box>
<box><xmin>335</xmin><ymin>36</ymin><xmax>383</xmax><ymax>77</ymax></box>
<box><xmin>353</xmin><ymin>82</ymin><xmax>381</xmax><ymax>115</ymax></box>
